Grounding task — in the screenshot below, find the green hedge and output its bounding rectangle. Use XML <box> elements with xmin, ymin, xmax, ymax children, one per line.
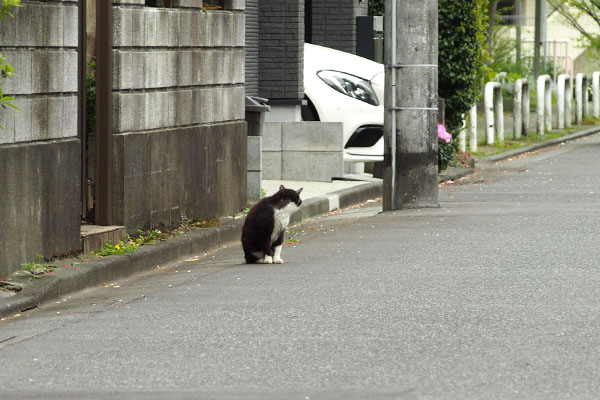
<box><xmin>368</xmin><ymin>0</ymin><xmax>384</xmax><ymax>16</ymax></box>
<box><xmin>438</xmin><ymin>0</ymin><xmax>489</xmax><ymax>134</ymax></box>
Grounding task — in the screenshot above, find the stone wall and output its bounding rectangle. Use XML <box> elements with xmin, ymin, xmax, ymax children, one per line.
<box><xmin>247</xmin><ymin>136</ymin><xmax>262</xmax><ymax>200</ymax></box>
<box><xmin>111</xmin><ymin>0</ymin><xmax>247</xmax><ymax>231</ymax></box>
<box><xmin>310</xmin><ymin>0</ymin><xmax>368</xmax><ymax>54</ymax></box>
<box><xmin>0</xmin><ymin>1</ymin><xmax>81</xmax><ymax>279</ymax></box>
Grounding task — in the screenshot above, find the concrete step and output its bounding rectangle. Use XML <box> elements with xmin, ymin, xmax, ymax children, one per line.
<box><xmin>81</xmin><ymin>225</ymin><xmax>127</xmax><ymax>254</ymax></box>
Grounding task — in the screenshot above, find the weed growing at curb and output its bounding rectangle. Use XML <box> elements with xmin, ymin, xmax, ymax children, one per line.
<box><xmin>94</xmin><ymin>219</ymin><xmax>221</xmax><ymax>258</ymax></box>
<box><xmin>133</xmin><ymin>229</ymin><xmax>168</xmax><ymax>245</ymax></box>
<box><xmin>181</xmin><ymin>213</ymin><xmax>222</xmax><ymax>229</ymax></box>
<box><xmin>93</xmin><ymin>241</ymin><xmax>138</xmax><ymax>257</ymax></box>
<box><xmin>285</xmin><ymin>237</ymin><xmax>299</xmax><ymax>245</ymax></box>
<box><xmin>20</xmin><ymin>254</ymin><xmax>55</xmax><ymax>278</ymax></box>
<box><xmin>472</xmin><ymin>128</ymin><xmax>578</xmax><ymax>157</ymax></box>
<box><xmin>235</xmin><ymin>208</ymin><xmax>250</xmax><ymax>218</ymax></box>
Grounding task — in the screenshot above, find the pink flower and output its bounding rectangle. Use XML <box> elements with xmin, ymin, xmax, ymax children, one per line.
<box><xmin>437</xmin><ymin>124</ymin><xmax>452</xmax><ymax>143</ymax></box>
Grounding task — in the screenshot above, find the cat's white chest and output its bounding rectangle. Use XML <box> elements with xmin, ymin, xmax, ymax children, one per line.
<box><xmin>271</xmin><ymin>203</ymin><xmax>299</xmax><ymax>242</ymax></box>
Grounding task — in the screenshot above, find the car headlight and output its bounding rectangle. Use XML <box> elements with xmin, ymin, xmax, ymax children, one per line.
<box><xmin>317</xmin><ymin>70</ymin><xmax>379</xmax><ymax>106</ymax></box>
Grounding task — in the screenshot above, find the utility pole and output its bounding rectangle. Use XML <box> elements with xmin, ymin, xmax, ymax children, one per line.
<box><xmin>383</xmin><ymin>0</ymin><xmax>439</xmax><ymax>211</ymax></box>
<box><xmin>541</xmin><ymin>0</ymin><xmax>547</xmax><ymax>67</ymax></box>
<box><xmin>533</xmin><ymin>0</ymin><xmax>543</xmax><ymax>77</ymax></box>
<box><xmin>516</xmin><ymin>0</ymin><xmax>522</xmax><ymax>64</ymax></box>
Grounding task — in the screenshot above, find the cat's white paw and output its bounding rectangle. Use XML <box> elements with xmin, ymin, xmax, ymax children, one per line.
<box><xmin>263</xmin><ymin>255</ymin><xmax>273</xmax><ymax>264</ymax></box>
<box><xmin>273</xmin><ymin>257</ymin><xmax>284</xmax><ymax>264</ymax></box>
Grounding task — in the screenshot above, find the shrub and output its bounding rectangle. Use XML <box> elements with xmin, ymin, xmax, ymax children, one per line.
<box><xmin>438</xmin><ymin>0</ymin><xmax>489</xmax><ymax>134</ymax></box>
<box><xmin>368</xmin><ymin>0</ymin><xmax>384</xmax><ymax>16</ymax></box>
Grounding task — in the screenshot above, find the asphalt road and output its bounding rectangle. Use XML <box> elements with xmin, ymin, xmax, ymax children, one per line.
<box><xmin>1</xmin><ymin>134</ymin><xmax>599</xmax><ymax>399</ymax></box>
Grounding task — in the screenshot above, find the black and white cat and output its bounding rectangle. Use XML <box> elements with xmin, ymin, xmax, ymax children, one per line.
<box><xmin>241</xmin><ymin>185</ymin><xmax>303</xmax><ymax>264</ymax></box>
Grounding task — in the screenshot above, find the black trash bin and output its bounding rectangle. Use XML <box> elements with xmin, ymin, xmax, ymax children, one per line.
<box><xmin>245</xmin><ymin>96</ymin><xmax>270</xmax><ymax>136</ymax></box>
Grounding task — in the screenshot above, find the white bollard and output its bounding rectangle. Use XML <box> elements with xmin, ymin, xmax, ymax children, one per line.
<box><xmin>593</xmin><ymin>71</ymin><xmax>600</xmax><ymax>118</ymax></box>
<box><xmin>514</xmin><ymin>79</ymin><xmax>530</xmax><ymax>139</ymax></box>
<box><xmin>557</xmin><ymin>74</ymin><xmax>572</xmax><ymax>129</ymax></box>
<box><xmin>469</xmin><ymin>104</ymin><xmax>477</xmax><ymax>152</ymax></box>
<box><xmin>537</xmin><ymin>75</ymin><xmax>552</xmax><ymax>136</ymax></box>
<box><xmin>566</xmin><ymin>75</ymin><xmax>573</xmax><ymax>128</ymax></box>
<box><xmin>458</xmin><ymin>119</ymin><xmax>466</xmax><ymax>153</ymax></box>
<box><xmin>485</xmin><ymin>81</ymin><xmax>504</xmax><ymax>144</ymax></box>
<box><xmin>575</xmin><ymin>73</ymin><xmax>590</xmax><ymax>124</ymax></box>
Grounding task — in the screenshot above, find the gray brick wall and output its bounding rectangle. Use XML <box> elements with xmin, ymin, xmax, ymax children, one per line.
<box><xmin>0</xmin><ymin>1</ymin><xmax>79</xmax><ymax>144</ymax></box>
<box><xmin>112</xmin><ymin>8</ymin><xmax>245</xmax><ymax>132</ymax></box>
<box><xmin>111</xmin><ymin>4</ymin><xmax>247</xmax><ymax>229</ymax></box>
<box><xmin>0</xmin><ymin>0</ymin><xmax>81</xmax><ymax>278</ymax></box>
<box><xmin>258</xmin><ymin>0</ymin><xmax>304</xmax><ymax>100</ymax></box>
<box><xmin>309</xmin><ymin>0</ymin><xmax>366</xmax><ymax>54</ymax></box>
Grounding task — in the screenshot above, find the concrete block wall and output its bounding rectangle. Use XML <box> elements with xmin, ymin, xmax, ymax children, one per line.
<box><xmin>262</xmin><ymin>122</ymin><xmax>344</xmax><ymax>182</ymax></box>
<box><xmin>111</xmin><ymin>3</ymin><xmax>247</xmax><ymax>231</ymax></box>
<box><xmin>0</xmin><ymin>1</ymin><xmax>79</xmax><ymax>144</ymax></box>
<box><xmin>247</xmin><ymin>136</ymin><xmax>262</xmax><ymax>200</ymax></box>
<box><xmin>0</xmin><ymin>1</ymin><xmax>81</xmax><ymax>278</ymax></box>
<box><xmin>258</xmin><ymin>0</ymin><xmax>304</xmax><ymax>100</ymax></box>
<box><xmin>310</xmin><ymin>0</ymin><xmax>368</xmax><ymax>54</ymax></box>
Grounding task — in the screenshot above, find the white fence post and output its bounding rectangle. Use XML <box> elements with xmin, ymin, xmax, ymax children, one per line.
<box><xmin>593</xmin><ymin>71</ymin><xmax>600</xmax><ymax>118</ymax></box>
<box><xmin>458</xmin><ymin>118</ymin><xmax>466</xmax><ymax>153</ymax></box>
<box><xmin>514</xmin><ymin>79</ymin><xmax>529</xmax><ymax>139</ymax></box>
<box><xmin>537</xmin><ymin>75</ymin><xmax>552</xmax><ymax>136</ymax></box>
<box><xmin>485</xmin><ymin>81</ymin><xmax>503</xmax><ymax>144</ymax></box>
<box><xmin>557</xmin><ymin>74</ymin><xmax>572</xmax><ymax>129</ymax></box>
<box><xmin>575</xmin><ymin>73</ymin><xmax>590</xmax><ymax>124</ymax></box>
<box><xmin>469</xmin><ymin>104</ymin><xmax>477</xmax><ymax>152</ymax></box>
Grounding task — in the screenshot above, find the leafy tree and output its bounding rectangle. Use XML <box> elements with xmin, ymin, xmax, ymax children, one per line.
<box><xmin>0</xmin><ymin>0</ymin><xmax>21</xmax><ymax>19</ymax></box>
<box><xmin>438</xmin><ymin>0</ymin><xmax>490</xmax><ymax>133</ymax></box>
<box><xmin>548</xmin><ymin>0</ymin><xmax>600</xmax><ymax>56</ymax></box>
<box><xmin>368</xmin><ymin>0</ymin><xmax>385</xmax><ymax>16</ymax></box>
<box><xmin>487</xmin><ymin>0</ymin><xmax>499</xmax><ymax>49</ymax></box>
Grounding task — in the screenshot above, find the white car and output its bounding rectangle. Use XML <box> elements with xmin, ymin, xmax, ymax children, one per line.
<box><xmin>303</xmin><ymin>43</ymin><xmax>384</xmax><ymax>162</ymax></box>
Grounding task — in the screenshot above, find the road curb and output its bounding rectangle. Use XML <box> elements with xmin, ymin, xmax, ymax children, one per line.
<box><xmin>0</xmin><ymin>219</ymin><xmax>246</xmax><ymax>319</ymax></box>
<box><xmin>7</xmin><ymin>124</ymin><xmax>591</xmax><ymax>319</ymax></box>
<box><xmin>439</xmin><ymin>167</ymin><xmax>475</xmax><ymax>182</ymax></box>
<box><xmin>479</xmin><ymin>126</ymin><xmax>600</xmax><ymax>164</ymax></box>
<box><xmin>0</xmin><ymin>181</ymin><xmax>384</xmax><ymax>319</ymax></box>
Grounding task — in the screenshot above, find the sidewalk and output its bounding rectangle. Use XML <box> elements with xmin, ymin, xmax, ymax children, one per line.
<box><xmin>1</xmin><ymin>125</ymin><xmax>599</xmax><ymax>319</ymax></box>
<box><xmin>0</xmin><ymin>176</ymin><xmax>384</xmax><ymax>319</ymax></box>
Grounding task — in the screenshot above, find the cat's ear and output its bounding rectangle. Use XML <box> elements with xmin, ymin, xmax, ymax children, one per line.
<box><xmin>296</xmin><ymin>188</ymin><xmax>303</xmax><ymax>195</ymax></box>
<box><xmin>279</xmin><ymin>184</ymin><xmax>285</xmax><ymax>191</ymax></box>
